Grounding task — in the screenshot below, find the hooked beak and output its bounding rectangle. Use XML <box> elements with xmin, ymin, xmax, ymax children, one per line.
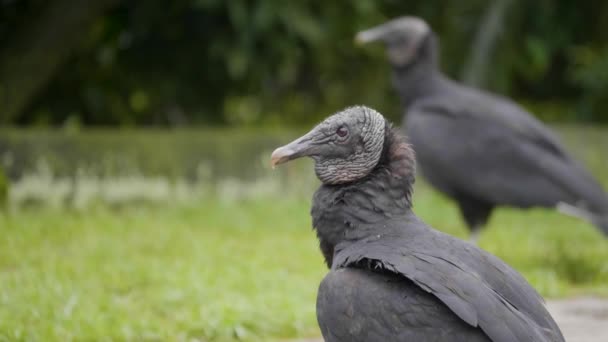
<box><xmin>355</xmin><ymin>26</ymin><xmax>387</xmax><ymax>45</ymax></box>
<box><xmin>355</xmin><ymin>17</ymin><xmax>429</xmax><ymax>46</ymax></box>
<box><xmin>270</xmin><ymin>130</ymin><xmax>318</xmax><ymax>168</ymax></box>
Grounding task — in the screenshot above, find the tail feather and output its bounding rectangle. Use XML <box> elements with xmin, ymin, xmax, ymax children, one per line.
<box><xmin>557</xmin><ymin>202</ymin><xmax>608</xmax><ymax>236</ymax></box>
<box><xmin>556</xmin><ymin>202</ymin><xmax>593</xmax><ymax>222</ymax></box>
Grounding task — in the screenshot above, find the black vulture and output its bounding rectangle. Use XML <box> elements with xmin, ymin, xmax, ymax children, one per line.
<box><xmin>356</xmin><ymin>16</ymin><xmax>608</xmax><ymax>241</ymax></box>
<box><xmin>271</xmin><ymin>106</ymin><xmax>564</xmax><ymax>342</ymax></box>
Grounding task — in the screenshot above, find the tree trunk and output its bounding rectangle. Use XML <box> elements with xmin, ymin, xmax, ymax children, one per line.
<box><xmin>0</xmin><ymin>0</ymin><xmax>122</xmax><ymax>124</ymax></box>
<box><xmin>461</xmin><ymin>0</ymin><xmax>514</xmax><ymax>87</ymax></box>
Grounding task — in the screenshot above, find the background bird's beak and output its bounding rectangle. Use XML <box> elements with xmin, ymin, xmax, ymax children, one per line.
<box><xmin>270</xmin><ymin>131</ymin><xmax>317</xmax><ymax>168</ymax></box>
<box><xmin>355</xmin><ymin>26</ymin><xmax>386</xmax><ymax>45</ymax></box>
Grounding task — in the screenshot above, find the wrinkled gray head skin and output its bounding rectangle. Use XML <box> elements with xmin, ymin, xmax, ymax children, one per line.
<box><xmin>356</xmin><ymin>16</ymin><xmax>430</xmax><ymax>67</ymax></box>
<box><xmin>271</xmin><ymin>106</ymin><xmax>386</xmax><ymax>185</ymax></box>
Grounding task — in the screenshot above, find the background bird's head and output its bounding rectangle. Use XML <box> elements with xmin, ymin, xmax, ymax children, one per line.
<box><xmin>271</xmin><ymin>106</ymin><xmax>386</xmax><ymax>185</ymax></box>
<box><xmin>356</xmin><ymin>16</ymin><xmax>435</xmax><ymax>68</ymax></box>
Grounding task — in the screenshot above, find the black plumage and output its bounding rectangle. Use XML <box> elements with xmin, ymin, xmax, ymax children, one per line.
<box><xmin>271</xmin><ymin>106</ymin><xmax>564</xmax><ymax>342</ymax></box>
<box><xmin>356</xmin><ymin>17</ymin><xmax>608</xmax><ymax>240</ymax></box>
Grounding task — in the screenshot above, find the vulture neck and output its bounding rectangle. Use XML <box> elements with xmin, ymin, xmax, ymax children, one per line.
<box><xmin>392</xmin><ymin>34</ymin><xmax>449</xmax><ymax>107</ymax></box>
<box><xmin>311</xmin><ymin>124</ymin><xmax>416</xmax><ymax>267</ymax></box>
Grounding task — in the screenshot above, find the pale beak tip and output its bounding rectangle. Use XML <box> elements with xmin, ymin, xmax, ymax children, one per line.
<box><xmin>354</xmin><ymin>32</ymin><xmax>366</xmax><ymax>45</ymax></box>
<box><xmin>270</xmin><ymin>146</ymin><xmax>291</xmax><ymax>169</ymax></box>
<box><xmin>355</xmin><ymin>30</ymin><xmax>376</xmax><ymax>45</ymax></box>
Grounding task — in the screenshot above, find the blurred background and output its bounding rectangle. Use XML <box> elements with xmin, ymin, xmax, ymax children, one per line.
<box><xmin>0</xmin><ymin>1</ymin><xmax>607</xmax><ymax>341</ymax></box>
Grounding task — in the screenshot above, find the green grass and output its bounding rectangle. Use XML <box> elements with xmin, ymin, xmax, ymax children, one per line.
<box><xmin>0</xmin><ymin>200</ymin><xmax>322</xmax><ymax>341</ymax></box>
<box><xmin>1</xmin><ymin>180</ymin><xmax>608</xmax><ymax>341</ymax></box>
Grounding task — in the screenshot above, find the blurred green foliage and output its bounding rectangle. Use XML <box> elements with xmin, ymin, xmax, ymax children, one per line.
<box><xmin>3</xmin><ymin>123</ymin><xmax>605</xmax><ymax>211</ymax></box>
<box><xmin>1</xmin><ymin>0</ymin><xmax>608</xmax><ymax>125</ymax></box>
<box><xmin>1</xmin><ymin>124</ymin><xmax>606</xmax><ymax>197</ymax></box>
<box><xmin>0</xmin><ymin>127</ymin><xmax>303</xmax><ymax>180</ymax></box>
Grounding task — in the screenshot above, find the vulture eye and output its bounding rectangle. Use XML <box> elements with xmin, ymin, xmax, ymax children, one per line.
<box><xmin>336</xmin><ymin>126</ymin><xmax>349</xmax><ymax>138</ymax></box>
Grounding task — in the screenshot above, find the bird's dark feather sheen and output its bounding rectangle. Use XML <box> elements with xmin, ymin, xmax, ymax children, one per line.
<box><xmin>312</xmin><ymin>129</ymin><xmax>564</xmax><ymax>342</ymax></box>
<box><xmin>407</xmin><ymin>89</ymin><xmax>608</xmax><ymax>217</ymax></box>
<box><xmin>410</xmin><ymin>84</ymin><xmax>568</xmax><ymax>158</ymax></box>
<box><xmin>397</xmin><ymin>39</ymin><xmax>608</xmax><ymax>233</ymax></box>
<box><xmin>317</xmin><ymin>268</ymin><xmax>492</xmax><ymax>342</ymax></box>
<box><xmin>332</xmin><ymin>235</ymin><xmax>555</xmax><ymax>342</ymax></box>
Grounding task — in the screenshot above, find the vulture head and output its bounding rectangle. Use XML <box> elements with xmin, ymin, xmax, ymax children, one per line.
<box><xmin>355</xmin><ymin>16</ymin><xmax>436</xmax><ymax>68</ymax></box>
<box><xmin>271</xmin><ymin>106</ymin><xmax>386</xmax><ymax>185</ymax></box>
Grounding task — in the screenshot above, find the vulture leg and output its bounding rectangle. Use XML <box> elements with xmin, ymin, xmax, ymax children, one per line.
<box><xmin>457</xmin><ymin>197</ymin><xmax>494</xmax><ymax>243</ymax></box>
<box><xmin>469</xmin><ymin>227</ymin><xmax>482</xmax><ymax>244</ymax></box>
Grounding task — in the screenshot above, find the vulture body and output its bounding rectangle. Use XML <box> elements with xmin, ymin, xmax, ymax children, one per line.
<box><xmin>357</xmin><ymin>17</ymin><xmax>608</xmax><ymax>240</ymax></box>
<box><xmin>271</xmin><ymin>106</ymin><xmax>564</xmax><ymax>342</ymax></box>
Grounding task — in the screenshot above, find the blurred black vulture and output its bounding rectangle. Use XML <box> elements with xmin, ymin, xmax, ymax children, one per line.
<box><xmin>356</xmin><ymin>17</ymin><xmax>608</xmax><ymax>241</ymax></box>
<box><xmin>271</xmin><ymin>106</ymin><xmax>564</xmax><ymax>342</ymax></box>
